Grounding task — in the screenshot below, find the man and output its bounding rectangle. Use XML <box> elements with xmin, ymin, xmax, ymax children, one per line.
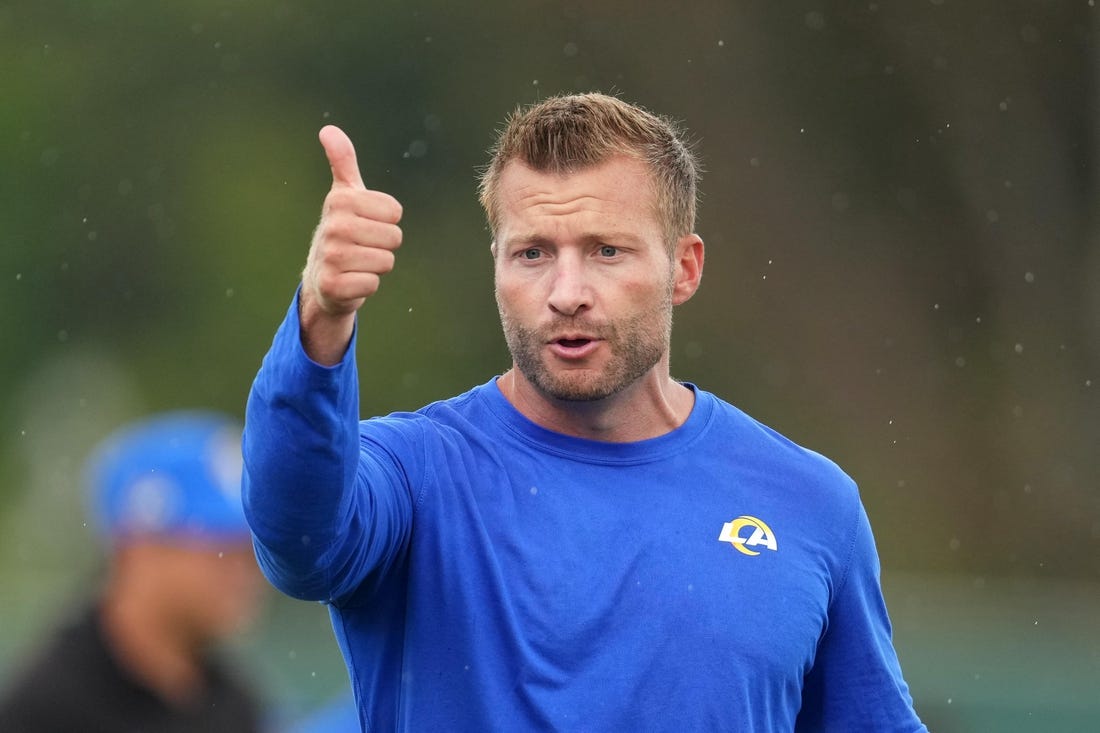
<box><xmin>0</xmin><ymin>411</ymin><xmax>267</xmax><ymax>733</ymax></box>
<box><xmin>242</xmin><ymin>93</ymin><xmax>926</xmax><ymax>731</ymax></box>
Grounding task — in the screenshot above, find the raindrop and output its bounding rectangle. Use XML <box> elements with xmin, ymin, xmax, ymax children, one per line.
<box><xmin>529</xmin><ymin>486</ymin><xmax>538</xmax><ymax>496</ymax></box>
<box><xmin>1023</xmin><ymin>271</ymin><xmax>1034</xmax><ymax>283</ymax></box>
<box><xmin>804</xmin><ymin>11</ymin><xmax>826</xmax><ymax>30</ymax></box>
<box><xmin>563</xmin><ymin>42</ymin><xmax>579</xmax><ymax>57</ymax></box>
<box><xmin>718</xmin><ymin>40</ymin><xmax>725</xmax><ymax>47</ymax></box>
<box><xmin>1014</xmin><ymin>343</ymin><xmax>1023</xmax><ymax>354</ymax></box>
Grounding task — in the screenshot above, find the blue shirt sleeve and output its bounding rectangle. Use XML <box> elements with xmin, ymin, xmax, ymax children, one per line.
<box><xmin>241</xmin><ymin>290</ymin><xmax>416</xmax><ymax>604</ymax></box>
<box><xmin>795</xmin><ymin>499</ymin><xmax>927</xmax><ymax>732</ymax></box>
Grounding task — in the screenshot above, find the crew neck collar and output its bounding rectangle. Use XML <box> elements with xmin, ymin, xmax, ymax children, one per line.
<box><xmin>477</xmin><ymin>377</ymin><xmax>714</xmax><ymax>465</ymax></box>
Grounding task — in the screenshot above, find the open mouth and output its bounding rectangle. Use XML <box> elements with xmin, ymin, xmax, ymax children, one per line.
<box><xmin>556</xmin><ymin>338</ymin><xmax>591</xmax><ymax>348</ymax></box>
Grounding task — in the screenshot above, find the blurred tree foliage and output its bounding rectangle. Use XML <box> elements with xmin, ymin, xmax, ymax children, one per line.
<box><xmin>1</xmin><ymin>0</ymin><xmax>1097</xmax><ymax>586</ymax></box>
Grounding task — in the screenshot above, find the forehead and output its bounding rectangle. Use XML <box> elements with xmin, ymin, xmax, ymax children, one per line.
<box><xmin>496</xmin><ymin>155</ymin><xmax>659</xmax><ymax>229</ymax></box>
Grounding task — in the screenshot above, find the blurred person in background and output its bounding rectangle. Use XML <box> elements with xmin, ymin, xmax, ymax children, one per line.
<box><xmin>0</xmin><ymin>411</ymin><xmax>267</xmax><ymax>733</ymax></box>
<box><xmin>243</xmin><ymin>93</ymin><xmax>925</xmax><ymax>731</ymax></box>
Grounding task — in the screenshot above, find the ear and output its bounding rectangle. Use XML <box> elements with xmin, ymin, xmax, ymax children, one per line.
<box><xmin>671</xmin><ymin>233</ymin><xmax>704</xmax><ymax>305</ymax></box>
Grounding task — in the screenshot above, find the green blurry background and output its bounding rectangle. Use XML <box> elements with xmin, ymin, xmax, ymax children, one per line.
<box><xmin>1</xmin><ymin>1</ymin><xmax>1098</xmax><ymax>730</ymax></box>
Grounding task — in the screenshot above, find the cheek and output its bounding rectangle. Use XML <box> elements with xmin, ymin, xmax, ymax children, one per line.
<box><xmin>494</xmin><ymin>275</ymin><xmax>538</xmax><ymax>313</ymax></box>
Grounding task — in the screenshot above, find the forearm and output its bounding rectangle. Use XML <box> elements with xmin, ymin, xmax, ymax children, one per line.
<box><xmin>298</xmin><ymin>279</ymin><xmax>356</xmax><ymax>366</ymax></box>
<box><xmin>242</xmin><ymin>289</ymin><xmax>362</xmax><ymax>600</ymax></box>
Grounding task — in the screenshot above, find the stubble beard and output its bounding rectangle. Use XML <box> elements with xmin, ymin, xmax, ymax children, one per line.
<box><xmin>498</xmin><ymin>288</ymin><xmax>674</xmax><ymax>403</ymax></box>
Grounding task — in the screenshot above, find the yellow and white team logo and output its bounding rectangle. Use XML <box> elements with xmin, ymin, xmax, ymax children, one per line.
<box><xmin>718</xmin><ymin>516</ymin><xmax>778</xmax><ymax>556</ymax></box>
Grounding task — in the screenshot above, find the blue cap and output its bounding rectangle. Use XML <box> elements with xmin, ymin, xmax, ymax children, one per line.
<box><xmin>87</xmin><ymin>410</ymin><xmax>250</xmax><ymax>544</ymax></box>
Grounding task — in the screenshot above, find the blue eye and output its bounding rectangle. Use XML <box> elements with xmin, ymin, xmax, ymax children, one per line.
<box><xmin>599</xmin><ymin>245</ymin><xmax>618</xmax><ymax>257</ymax></box>
<box><xmin>521</xmin><ymin>248</ymin><xmax>541</xmax><ymax>260</ymax></box>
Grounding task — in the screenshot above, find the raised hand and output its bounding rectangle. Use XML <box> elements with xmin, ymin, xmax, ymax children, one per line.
<box><xmin>299</xmin><ymin>125</ymin><xmax>404</xmax><ymax>364</ymax></box>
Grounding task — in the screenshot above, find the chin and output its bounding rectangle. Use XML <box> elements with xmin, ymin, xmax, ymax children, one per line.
<box><xmin>532</xmin><ymin>371</ymin><xmax>626</xmax><ymax>403</ymax></box>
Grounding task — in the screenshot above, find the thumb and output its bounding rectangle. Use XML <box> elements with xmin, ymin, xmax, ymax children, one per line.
<box><xmin>319</xmin><ymin>125</ymin><xmax>365</xmax><ymax>189</ymax></box>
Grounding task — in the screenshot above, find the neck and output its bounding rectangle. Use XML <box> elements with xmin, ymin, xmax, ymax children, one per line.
<box><xmin>499</xmin><ymin>364</ymin><xmax>694</xmax><ymax>442</ymax></box>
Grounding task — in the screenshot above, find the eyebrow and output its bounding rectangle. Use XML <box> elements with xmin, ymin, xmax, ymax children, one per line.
<box><xmin>502</xmin><ymin>231</ymin><xmax>644</xmax><ymax>247</ymax></box>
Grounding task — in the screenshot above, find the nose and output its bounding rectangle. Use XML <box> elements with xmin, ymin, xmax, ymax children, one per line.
<box><xmin>547</xmin><ymin>255</ymin><xmax>592</xmax><ymax>317</ymax></box>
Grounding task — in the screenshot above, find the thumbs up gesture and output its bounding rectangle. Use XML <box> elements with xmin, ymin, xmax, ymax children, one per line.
<box><xmin>299</xmin><ymin>126</ymin><xmax>404</xmax><ymax>363</ymax></box>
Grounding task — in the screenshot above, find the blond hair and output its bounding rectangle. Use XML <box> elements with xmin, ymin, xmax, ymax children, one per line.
<box><xmin>478</xmin><ymin>93</ymin><xmax>700</xmax><ymax>246</ymax></box>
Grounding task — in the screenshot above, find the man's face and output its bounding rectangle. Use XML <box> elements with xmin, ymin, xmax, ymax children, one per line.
<box><xmin>492</xmin><ymin>155</ymin><xmax>678</xmax><ymax>402</ymax></box>
<box><xmin>140</xmin><ymin>540</ymin><xmax>265</xmax><ymax>644</ymax></box>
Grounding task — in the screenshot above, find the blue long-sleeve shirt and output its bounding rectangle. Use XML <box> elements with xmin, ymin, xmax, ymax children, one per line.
<box><xmin>243</xmin><ymin>294</ymin><xmax>926</xmax><ymax>732</ymax></box>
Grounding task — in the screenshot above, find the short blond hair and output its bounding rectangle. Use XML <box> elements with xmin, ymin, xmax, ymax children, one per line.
<box><xmin>478</xmin><ymin>93</ymin><xmax>700</xmax><ymax>246</ymax></box>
